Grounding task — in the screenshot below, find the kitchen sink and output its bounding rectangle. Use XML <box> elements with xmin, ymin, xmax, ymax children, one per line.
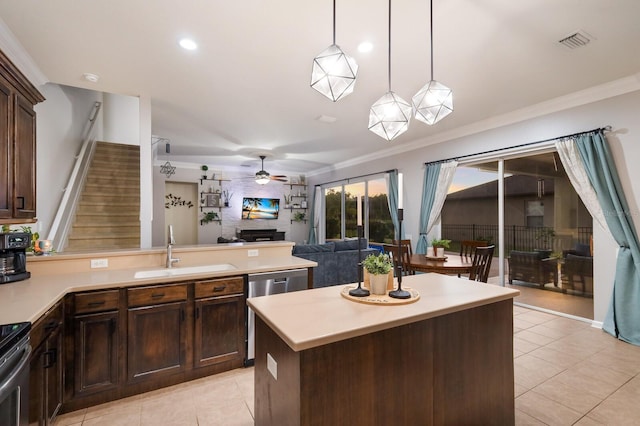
<box><xmin>134</xmin><ymin>264</ymin><xmax>237</xmax><ymax>279</ymax></box>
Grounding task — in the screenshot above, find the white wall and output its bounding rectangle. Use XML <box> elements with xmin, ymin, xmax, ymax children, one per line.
<box><xmin>34</xmin><ymin>84</ymin><xmax>103</xmax><ymax>236</ymax></box>
<box><xmin>103</xmin><ymin>92</ymin><xmax>140</xmax><ymax>145</ymax></box>
<box><xmin>309</xmin><ymin>90</ymin><xmax>640</xmax><ymax>324</ymax></box>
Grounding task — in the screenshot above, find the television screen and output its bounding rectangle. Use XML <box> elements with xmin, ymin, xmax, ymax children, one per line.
<box><xmin>242</xmin><ymin>197</ymin><xmax>280</xmax><ymax>220</ymax></box>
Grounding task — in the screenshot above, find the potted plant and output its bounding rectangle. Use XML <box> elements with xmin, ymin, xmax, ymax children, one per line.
<box><xmin>201</xmin><ymin>165</ymin><xmax>208</xmax><ymax>179</ymax></box>
<box><xmin>293</xmin><ymin>211</ymin><xmax>306</xmax><ymax>222</ymax></box>
<box><xmin>362</xmin><ymin>252</ymin><xmax>393</xmax><ymax>295</ymax></box>
<box><xmin>201</xmin><ymin>211</ymin><xmax>219</xmax><ymax>224</ymax></box>
<box><xmin>431</xmin><ymin>238</ymin><xmax>451</xmax><ymax>258</ymax></box>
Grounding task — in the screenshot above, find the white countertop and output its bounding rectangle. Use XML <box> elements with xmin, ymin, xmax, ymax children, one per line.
<box><xmin>247</xmin><ymin>273</ymin><xmax>519</xmax><ymax>352</ymax></box>
<box><xmin>0</xmin><ymin>254</ymin><xmax>315</xmax><ymax>324</ymax></box>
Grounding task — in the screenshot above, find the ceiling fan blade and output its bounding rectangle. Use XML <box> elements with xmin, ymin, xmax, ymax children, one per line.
<box><xmin>271</xmin><ymin>175</ymin><xmax>287</xmax><ymax>178</ymax></box>
<box><xmin>271</xmin><ymin>177</ymin><xmax>288</xmax><ymax>182</ymax></box>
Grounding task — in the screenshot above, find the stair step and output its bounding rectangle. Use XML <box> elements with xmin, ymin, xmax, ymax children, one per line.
<box><xmin>84</xmin><ymin>182</ymin><xmax>140</xmax><ymax>191</ymax></box>
<box><xmin>69</xmin><ymin>227</ymin><xmax>139</xmax><ymax>237</ymax></box>
<box><xmin>85</xmin><ymin>176</ymin><xmax>141</xmax><ymax>186</ymax></box>
<box><xmin>66</xmin><ymin>237</ymin><xmax>140</xmax><ymax>251</ymax></box>
<box><xmin>81</xmin><ymin>194</ymin><xmax>139</xmax><ymax>203</ymax></box>
<box><xmin>76</xmin><ymin>204</ymin><xmax>139</xmax><ymax>215</ymax></box>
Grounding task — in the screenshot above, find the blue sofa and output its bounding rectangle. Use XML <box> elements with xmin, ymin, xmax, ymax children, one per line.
<box><xmin>292</xmin><ymin>239</ymin><xmax>378</xmax><ymax>288</ymax></box>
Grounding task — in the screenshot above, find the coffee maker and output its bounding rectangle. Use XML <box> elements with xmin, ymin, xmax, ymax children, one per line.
<box><xmin>0</xmin><ymin>232</ymin><xmax>31</xmax><ymax>284</ymax></box>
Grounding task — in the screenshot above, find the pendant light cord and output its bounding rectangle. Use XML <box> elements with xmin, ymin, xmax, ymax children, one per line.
<box><xmin>430</xmin><ymin>0</ymin><xmax>434</xmax><ymax>80</ymax></box>
<box><xmin>332</xmin><ymin>0</ymin><xmax>336</xmax><ymax>45</ymax></box>
<box><xmin>388</xmin><ymin>0</ymin><xmax>392</xmax><ymax>92</ymax></box>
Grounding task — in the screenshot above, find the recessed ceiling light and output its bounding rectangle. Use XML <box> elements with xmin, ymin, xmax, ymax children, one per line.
<box><xmin>83</xmin><ymin>73</ymin><xmax>99</xmax><ymax>83</ymax></box>
<box><xmin>358</xmin><ymin>42</ymin><xmax>373</xmax><ymax>53</ymax></box>
<box><xmin>179</xmin><ymin>38</ymin><xmax>198</xmax><ymax>50</ymax></box>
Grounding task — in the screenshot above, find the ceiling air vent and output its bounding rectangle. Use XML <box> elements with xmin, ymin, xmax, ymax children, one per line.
<box><xmin>558</xmin><ymin>30</ymin><xmax>593</xmax><ymax>49</ymax></box>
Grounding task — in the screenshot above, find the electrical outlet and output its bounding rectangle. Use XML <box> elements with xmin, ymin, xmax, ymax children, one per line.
<box><xmin>248</xmin><ymin>249</ymin><xmax>259</xmax><ymax>257</ymax></box>
<box><xmin>90</xmin><ymin>258</ymin><xmax>109</xmax><ymax>268</ymax></box>
<box><xmin>267</xmin><ymin>353</ymin><xmax>277</xmax><ymax>380</ymax></box>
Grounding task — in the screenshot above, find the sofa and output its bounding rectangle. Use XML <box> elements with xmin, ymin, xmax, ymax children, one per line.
<box><xmin>508</xmin><ymin>250</ymin><xmax>558</xmax><ymax>288</ymax></box>
<box><xmin>292</xmin><ymin>239</ymin><xmax>378</xmax><ymax>288</ymax></box>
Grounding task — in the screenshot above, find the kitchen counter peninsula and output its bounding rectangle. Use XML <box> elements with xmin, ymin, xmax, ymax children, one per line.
<box><xmin>248</xmin><ymin>273</ymin><xmax>519</xmax><ymax>425</ymax></box>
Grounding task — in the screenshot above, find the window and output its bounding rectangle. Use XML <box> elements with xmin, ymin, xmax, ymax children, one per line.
<box><xmin>322</xmin><ymin>175</ymin><xmax>393</xmax><ymax>242</ymax></box>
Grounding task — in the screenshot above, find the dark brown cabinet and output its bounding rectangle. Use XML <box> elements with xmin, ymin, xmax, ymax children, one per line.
<box><xmin>0</xmin><ymin>49</ymin><xmax>44</xmax><ymax>223</ymax></box>
<box><xmin>127</xmin><ymin>284</ymin><xmax>188</xmax><ymax>382</ymax></box>
<box><xmin>29</xmin><ymin>301</ymin><xmax>63</xmax><ymax>426</ymax></box>
<box><xmin>194</xmin><ymin>277</ymin><xmax>245</xmax><ymax>368</ymax></box>
<box><xmin>70</xmin><ymin>289</ymin><xmax>120</xmax><ymax>398</ymax></box>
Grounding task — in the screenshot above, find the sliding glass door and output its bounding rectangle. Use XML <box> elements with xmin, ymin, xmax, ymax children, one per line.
<box><xmin>441</xmin><ymin>151</ymin><xmax>594</xmax><ymax>319</ymax></box>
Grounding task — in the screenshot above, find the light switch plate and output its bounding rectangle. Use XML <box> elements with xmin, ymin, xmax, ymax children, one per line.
<box><xmin>267</xmin><ymin>353</ymin><xmax>277</xmax><ymax>380</ymax></box>
<box><xmin>248</xmin><ymin>249</ymin><xmax>259</xmax><ymax>257</ymax></box>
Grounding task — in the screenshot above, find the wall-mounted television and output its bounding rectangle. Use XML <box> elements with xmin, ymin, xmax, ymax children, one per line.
<box><xmin>242</xmin><ymin>197</ymin><xmax>280</xmax><ymax>220</ymax></box>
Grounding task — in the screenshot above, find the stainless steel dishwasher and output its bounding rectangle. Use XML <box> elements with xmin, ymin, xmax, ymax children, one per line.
<box><xmin>246</xmin><ymin>268</ymin><xmax>308</xmax><ymax>362</ymax></box>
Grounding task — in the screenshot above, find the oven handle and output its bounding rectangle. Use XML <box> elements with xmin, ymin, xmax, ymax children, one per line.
<box><xmin>0</xmin><ymin>344</ymin><xmax>32</xmax><ymax>402</ymax></box>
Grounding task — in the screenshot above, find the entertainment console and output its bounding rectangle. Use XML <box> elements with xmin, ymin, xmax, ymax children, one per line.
<box><xmin>237</xmin><ymin>229</ymin><xmax>285</xmax><ymax>242</ymax></box>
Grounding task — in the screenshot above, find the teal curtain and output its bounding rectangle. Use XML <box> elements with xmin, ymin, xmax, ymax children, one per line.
<box><xmin>416</xmin><ymin>163</ymin><xmax>442</xmax><ymax>254</ymax></box>
<box><xmin>307</xmin><ymin>186</ymin><xmax>321</xmax><ymax>244</ymax></box>
<box><xmin>387</xmin><ymin>171</ymin><xmax>401</xmax><ymax>239</ymax></box>
<box><xmin>576</xmin><ymin>131</ymin><xmax>640</xmax><ymax>345</ymax></box>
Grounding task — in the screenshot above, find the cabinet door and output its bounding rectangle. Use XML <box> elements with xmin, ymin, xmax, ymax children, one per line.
<box><xmin>45</xmin><ymin>326</ymin><xmax>63</xmax><ymax>423</ymax></box>
<box><xmin>127</xmin><ymin>301</ymin><xmax>187</xmax><ymax>382</ymax></box>
<box><xmin>13</xmin><ymin>94</ymin><xmax>36</xmax><ymax>219</ymax></box>
<box><xmin>29</xmin><ymin>342</ymin><xmax>46</xmax><ymax>426</ymax></box>
<box><xmin>194</xmin><ymin>294</ymin><xmax>245</xmax><ymax>368</ymax></box>
<box><xmin>74</xmin><ymin>311</ymin><xmax>119</xmax><ymax>396</ymax></box>
<box><xmin>0</xmin><ymin>75</ymin><xmax>11</xmax><ymax>219</ymax></box>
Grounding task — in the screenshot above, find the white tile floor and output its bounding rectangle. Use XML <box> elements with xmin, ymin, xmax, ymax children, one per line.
<box><xmin>54</xmin><ymin>305</ymin><xmax>640</xmax><ymax>425</ymax></box>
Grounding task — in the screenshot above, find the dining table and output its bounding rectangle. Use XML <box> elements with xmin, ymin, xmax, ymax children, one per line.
<box><xmin>407</xmin><ymin>253</ymin><xmax>474</xmax><ymax>275</ymax></box>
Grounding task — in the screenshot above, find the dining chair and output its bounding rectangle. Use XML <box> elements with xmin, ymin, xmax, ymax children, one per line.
<box><xmin>468</xmin><ymin>245</ymin><xmax>495</xmax><ymax>283</ymax></box>
<box><xmin>382</xmin><ymin>243</ymin><xmax>413</xmax><ymax>276</ymax></box>
<box><xmin>459</xmin><ymin>240</ymin><xmax>486</xmax><ymax>257</ymax></box>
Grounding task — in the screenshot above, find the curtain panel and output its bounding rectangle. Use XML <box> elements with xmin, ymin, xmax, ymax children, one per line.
<box><xmin>416</xmin><ymin>160</ymin><xmax>458</xmax><ymax>254</ymax></box>
<box><xmin>308</xmin><ymin>186</ymin><xmax>322</xmax><ymax>244</ymax></box>
<box><xmin>576</xmin><ymin>131</ymin><xmax>640</xmax><ymax>345</ymax></box>
<box><xmin>386</xmin><ymin>171</ymin><xmax>401</xmax><ymax>240</ymax></box>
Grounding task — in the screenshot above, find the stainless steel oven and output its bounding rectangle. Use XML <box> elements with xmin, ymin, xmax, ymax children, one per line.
<box><xmin>0</xmin><ymin>322</ymin><xmax>31</xmax><ymax>426</ymax></box>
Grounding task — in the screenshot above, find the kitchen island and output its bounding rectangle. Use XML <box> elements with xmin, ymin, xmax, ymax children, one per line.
<box><xmin>248</xmin><ymin>273</ymin><xmax>519</xmax><ymax>425</ymax></box>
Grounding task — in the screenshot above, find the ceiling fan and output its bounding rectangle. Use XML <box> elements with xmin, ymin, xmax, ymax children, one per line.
<box><xmin>254</xmin><ymin>155</ymin><xmax>287</xmax><ymax>184</ymax></box>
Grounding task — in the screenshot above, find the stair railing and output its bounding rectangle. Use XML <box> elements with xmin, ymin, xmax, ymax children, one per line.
<box><xmin>47</xmin><ymin>101</ymin><xmax>102</xmax><ymax>251</ymax></box>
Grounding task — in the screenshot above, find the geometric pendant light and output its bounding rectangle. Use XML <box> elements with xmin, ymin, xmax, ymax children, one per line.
<box><xmin>412</xmin><ymin>0</ymin><xmax>453</xmax><ymax>125</ymax></box>
<box><xmin>368</xmin><ymin>0</ymin><xmax>412</xmax><ymax>141</ymax></box>
<box><xmin>311</xmin><ymin>0</ymin><xmax>358</xmax><ymax>102</ymax></box>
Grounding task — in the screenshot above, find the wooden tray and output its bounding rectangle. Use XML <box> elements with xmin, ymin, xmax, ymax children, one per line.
<box><xmin>426</xmin><ymin>255</ymin><xmax>448</xmax><ymax>261</ymax></box>
<box><xmin>340</xmin><ymin>286</ymin><xmax>420</xmax><ymax>305</ymax></box>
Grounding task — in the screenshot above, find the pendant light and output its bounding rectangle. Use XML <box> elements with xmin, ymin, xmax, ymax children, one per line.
<box><xmin>412</xmin><ymin>0</ymin><xmax>453</xmax><ymax>125</ymax></box>
<box><xmin>368</xmin><ymin>0</ymin><xmax>412</xmax><ymax>141</ymax></box>
<box><xmin>310</xmin><ymin>0</ymin><xmax>358</xmax><ymax>102</ymax></box>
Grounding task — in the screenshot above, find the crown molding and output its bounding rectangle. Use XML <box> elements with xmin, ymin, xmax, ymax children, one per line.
<box><xmin>0</xmin><ymin>17</ymin><xmax>48</xmax><ymax>87</ymax></box>
<box><xmin>310</xmin><ymin>73</ymin><xmax>640</xmax><ymax>177</ymax></box>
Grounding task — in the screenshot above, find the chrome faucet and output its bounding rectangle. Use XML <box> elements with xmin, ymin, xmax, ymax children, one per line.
<box><xmin>166</xmin><ymin>225</ymin><xmax>180</xmax><ymax>268</ymax></box>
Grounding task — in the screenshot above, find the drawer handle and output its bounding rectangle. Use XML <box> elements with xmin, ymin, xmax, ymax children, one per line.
<box><xmin>44</xmin><ymin>321</ymin><xmax>58</xmax><ymax>332</ymax></box>
<box><xmin>151</xmin><ymin>293</ymin><xmax>165</xmax><ymax>299</ymax></box>
<box><xmin>213</xmin><ymin>285</ymin><xmax>226</xmax><ymax>292</ymax></box>
<box><xmin>88</xmin><ymin>301</ymin><xmax>106</xmax><ymax>307</ymax></box>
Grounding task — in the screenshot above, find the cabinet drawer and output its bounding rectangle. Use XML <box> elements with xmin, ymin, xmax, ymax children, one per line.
<box><xmin>75</xmin><ymin>290</ymin><xmax>120</xmax><ymax>314</ymax></box>
<box><xmin>128</xmin><ymin>284</ymin><xmax>188</xmax><ymax>307</ymax></box>
<box><xmin>31</xmin><ymin>300</ymin><xmax>63</xmax><ymax>350</ymax></box>
<box><xmin>195</xmin><ymin>277</ymin><xmax>244</xmax><ymax>298</ymax></box>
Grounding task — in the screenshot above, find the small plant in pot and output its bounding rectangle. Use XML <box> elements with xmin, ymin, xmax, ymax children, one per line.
<box><xmin>201</xmin><ymin>165</ymin><xmax>208</xmax><ymax>179</ymax></box>
<box><xmin>362</xmin><ymin>252</ymin><xmax>393</xmax><ymax>295</ymax></box>
<box><xmin>431</xmin><ymin>238</ymin><xmax>451</xmax><ymax>258</ymax></box>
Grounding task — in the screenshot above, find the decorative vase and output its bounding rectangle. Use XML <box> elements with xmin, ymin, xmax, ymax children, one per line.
<box><xmin>370</xmin><ymin>273</ymin><xmax>388</xmax><ymax>295</ymax></box>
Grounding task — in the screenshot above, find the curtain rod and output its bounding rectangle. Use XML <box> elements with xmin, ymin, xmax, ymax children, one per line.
<box><xmin>424</xmin><ymin>126</ymin><xmax>611</xmax><ymax>166</ymax></box>
<box><xmin>315</xmin><ymin>169</ymin><xmax>397</xmax><ymax>187</ymax></box>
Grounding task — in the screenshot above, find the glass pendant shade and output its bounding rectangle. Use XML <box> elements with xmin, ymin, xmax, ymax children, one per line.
<box><xmin>255</xmin><ymin>171</ymin><xmax>270</xmax><ymax>185</ymax></box>
<box><xmin>368</xmin><ymin>91</ymin><xmax>412</xmax><ymax>141</ymax></box>
<box><xmin>311</xmin><ymin>44</ymin><xmax>358</xmax><ymax>102</ymax></box>
<box><xmin>412</xmin><ymin>80</ymin><xmax>453</xmax><ymax>125</ymax></box>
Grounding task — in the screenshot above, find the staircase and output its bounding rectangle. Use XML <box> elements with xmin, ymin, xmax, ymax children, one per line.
<box><xmin>65</xmin><ymin>142</ymin><xmax>140</xmax><ymax>251</ymax></box>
